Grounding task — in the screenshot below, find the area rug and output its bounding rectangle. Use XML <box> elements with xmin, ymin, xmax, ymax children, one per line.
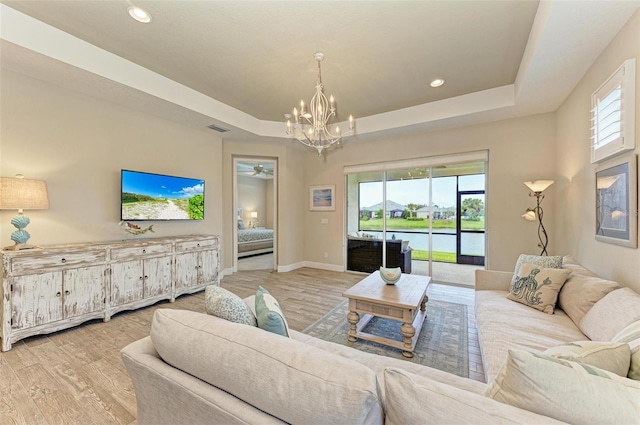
<box><xmin>302</xmin><ymin>299</ymin><xmax>469</xmax><ymax>377</ymax></box>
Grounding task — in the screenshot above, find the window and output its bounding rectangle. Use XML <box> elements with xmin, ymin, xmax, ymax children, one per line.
<box><xmin>591</xmin><ymin>58</ymin><xmax>636</xmax><ymax>163</ymax></box>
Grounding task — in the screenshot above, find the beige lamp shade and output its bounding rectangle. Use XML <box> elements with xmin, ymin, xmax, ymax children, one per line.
<box><xmin>250</xmin><ymin>211</ymin><xmax>258</xmax><ymax>219</ymax></box>
<box><xmin>522</xmin><ymin>209</ymin><xmax>536</xmax><ymax>221</ymax></box>
<box><xmin>0</xmin><ymin>177</ymin><xmax>50</xmax><ymax>210</ymax></box>
<box><xmin>523</xmin><ymin>180</ymin><xmax>554</xmax><ymax>193</ymax></box>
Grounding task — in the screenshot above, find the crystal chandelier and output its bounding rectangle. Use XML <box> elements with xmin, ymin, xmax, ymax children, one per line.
<box><xmin>285</xmin><ymin>52</ymin><xmax>355</xmax><ymax>156</ymax></box>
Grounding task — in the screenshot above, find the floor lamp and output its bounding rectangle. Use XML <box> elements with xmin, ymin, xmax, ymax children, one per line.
<box><xmin>522</xmin><ymin>180</ymin><xmax>554</xmax><ymax>256</ymax></box>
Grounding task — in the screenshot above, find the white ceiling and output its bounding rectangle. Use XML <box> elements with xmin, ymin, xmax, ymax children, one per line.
<box><xmin>1</xmin><ymin>1</ymin><xmax>638</xmax><ymax>145</ymax></box>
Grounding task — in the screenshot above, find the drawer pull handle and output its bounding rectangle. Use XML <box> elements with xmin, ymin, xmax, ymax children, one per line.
<box><xmin>61</xmin><ymin>258</ymin><xmax>66</xmax><ymax>263</ymax></box>
<box><xmin>144</xmin><ymin>275</ymin><xmax>148</xmax><ymax>279</ymax></box>
<box><xmin>197</xmin><ymin>243</ymin><xmax>200</xmax><ymax>247</ymax></box>
<box><xmin>56</xmin><ymin>292</ymin><xmax>61</xmax><ymax>297</ymax></box>
<box><xmin>65</xmin><ymin>290</ymin><xmax>70</xmax><ymax>295</ymax></box>
<box><xmin>143</xmin><ymin>249</ymin><xmax>146</xmax><ymax>254</ymax></box>
<box><xmin>139</xmin><ymin>276</ymin><xmax>144</xmax><ymax>280</ymax></box>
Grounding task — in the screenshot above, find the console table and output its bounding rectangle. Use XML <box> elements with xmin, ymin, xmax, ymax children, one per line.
<box><xmin>0</xmin><ymin>235</ymin><xmax>219</xmax><ymax>351</ymax></box>
<box><xmin>347</xmin><ymin>238</ymin><xmax>412</xmax><ymax>274</ymax></box>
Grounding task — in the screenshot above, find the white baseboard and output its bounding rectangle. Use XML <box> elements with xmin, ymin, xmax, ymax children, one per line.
<box><xmin>225</xmin><ymin>262</ymin><xmax>344</xmax><ymax>274</ymax></box>
<box><xmin>277</xmin><ymin>261</ymin><xmax>344</xmax><ymax>273</ymax></box>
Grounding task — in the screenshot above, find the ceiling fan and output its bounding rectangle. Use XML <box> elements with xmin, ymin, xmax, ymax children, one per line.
<box><xmin>252</xmin><ymin>164</ymin><xmax>273</xmax><ymax>176</ymax></box>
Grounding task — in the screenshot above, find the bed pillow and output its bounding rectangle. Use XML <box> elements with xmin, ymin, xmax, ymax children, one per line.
<box><xmin>485</xmin><ymin>349</ymin><xmax>640</xmax><ymax>424</ymax></box>
<box><xmin>508</xmin><ymin>262</ymin><xmax>571</xmax><ymax>314</ymax></box>
<box><xmin>238</xmin><ymin>218</ymin><xmax>245</xmax><ymax>229</ymax></box>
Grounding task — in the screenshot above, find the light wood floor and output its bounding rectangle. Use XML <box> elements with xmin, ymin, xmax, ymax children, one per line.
<box><xmin>0</xmin><ymin>268</ymin><xmax>484</xmax><ymax>425</ymax></box>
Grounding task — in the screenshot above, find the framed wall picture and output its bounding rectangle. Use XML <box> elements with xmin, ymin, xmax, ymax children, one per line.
<box><xmin>310</xmin><ymin>185</ymin><xmax>335</xmax><ymax>211</ymax></box>
<box><xmin>595</xmin><ymin>154</ymin><xmax>638</xmax><ymax>248</ymax></box>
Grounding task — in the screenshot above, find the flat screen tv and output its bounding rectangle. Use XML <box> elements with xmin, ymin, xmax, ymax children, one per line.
<box><xmin>121</xmin><ymin>170</ymin><xmax>205</xmax><ymax>221</ymax></box>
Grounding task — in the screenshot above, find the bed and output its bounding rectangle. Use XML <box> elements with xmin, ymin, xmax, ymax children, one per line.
<box><xmin>238</xmin><ymin>227</ymin><xmax>274</xmax><ymax>257</ymax></box>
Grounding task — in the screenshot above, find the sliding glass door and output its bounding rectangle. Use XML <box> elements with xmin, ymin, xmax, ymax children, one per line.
<box><xmin>345</xmin><ymin>152</ymin><xmax>487</xmax><ymax>286</ymax></box>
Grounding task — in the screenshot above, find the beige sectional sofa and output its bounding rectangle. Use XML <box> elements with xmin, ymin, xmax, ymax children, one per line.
<box><xmin>121</xmin><ymin>256</ymin><xmax>640</xmax><ymax>424</ymax></box>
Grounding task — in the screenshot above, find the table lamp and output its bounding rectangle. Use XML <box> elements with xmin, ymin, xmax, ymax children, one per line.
<box><xmin>0</xmin><ymin>175</ymin><xmax>49</xmax><ymax>250</ymax></box>
<box><xmin>250</xmin><ymin>211</ymin><xmax>259</xmax><ymax>228</ymax></box>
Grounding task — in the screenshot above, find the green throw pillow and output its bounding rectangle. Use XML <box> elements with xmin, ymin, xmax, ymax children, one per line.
<box><xmin>255</xmin><ymin>286</ymin><xmax>290</xmax><ymax>337</ymax></box>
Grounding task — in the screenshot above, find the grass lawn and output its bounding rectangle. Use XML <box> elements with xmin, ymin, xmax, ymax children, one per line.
<box><xmin>359</xmin><ymin>217</ymin><xmax>484</xmax><ymax>230</ymax></box>
<box><xmin>411</xmin><ymin>249</ymin><xmax>455</xmax><ymax>263</ymax></box>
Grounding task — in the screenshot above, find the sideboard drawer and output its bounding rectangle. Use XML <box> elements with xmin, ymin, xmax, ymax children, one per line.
<box><xmin>110</xmin><ymin>243</ymin><xmax>172</xmax><ymax>260</ymax></box>
<box><xmin>11</xmin><ymin>250</ymin><xmax>106</xmax><ymax>273</ymax></box>
<box><xmin>175</xmin><ymin>238</ymin><xmax>218</xmax><ymax>252</ymax></box>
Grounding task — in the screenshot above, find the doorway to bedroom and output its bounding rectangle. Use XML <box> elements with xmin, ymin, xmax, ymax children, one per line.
<box><xmin>233</xmin><ymin>158</ymin><xmax>277</xmax><ymax>272</ymax></box>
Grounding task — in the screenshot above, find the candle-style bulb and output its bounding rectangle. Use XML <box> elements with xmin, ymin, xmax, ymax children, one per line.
<box><xmin>349</xmin><ymin>114</ymin><xmax>354</xmax><ymax>129</ymax></box>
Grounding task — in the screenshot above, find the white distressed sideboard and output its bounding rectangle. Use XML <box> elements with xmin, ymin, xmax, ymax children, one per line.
<box><xmin>0</xmin><ymin>235</ymin><xmax>220</xmax><ymax>351</ymax></box>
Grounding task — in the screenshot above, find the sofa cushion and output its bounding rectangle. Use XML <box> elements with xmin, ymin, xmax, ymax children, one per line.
<box><xmin>511</xmin><ymin>254</ymin><xmax>563</xmax><ymax>286</ymax></box>
<box><xmin>255</xmin><ymin>286</ymin><xmax>290</xmax><ymax>337</ymax></box>
<box><xmin>561</xmin><ymin>255</ymin><xmax>598</xmax><ymax>276</ymax></box>
<box><xmin>475</xmin><ymin>290</ymin><xmax>587</xmax><ymax>382</ymax></box>
<box><xmin>543</xmin><ymin>341</ymin><xmax>630</xmax><ymax>377</ymax></box>
<box><xmin>204</xmin><ymin>285</ymin><xmax>257</xmax><ymax>326</ymax></box>
<box><xmin>150</xmin><ymin>309</ymin><xmax>383</xmax><ymax>425</ymax></box>
<box><xmin>612</xmin><ymin>318</ymin><xmax>640</xmax><ymax>380</ymax></box>
<box><xmin>580</xmin><ymin>288</ymin><xmax>640</xmax><ymax>341</ymax></box>
<box><xmin>485</xmin><ymin>349</ymin><xmax>640</xmax><ymax>424</ymax></box>
<box><xmin>557</xmin><ymin>274</ymin><xmax>620</xmax><ymax>327</ymax></box>
<box><xmin>383</xmin><ymin>368</ymin><xmax>564</xmax><ymax>425</ymax></box>
<box><xmin>508</xmin><ymin>262</ymin><xmax>571</xmax><ymax>314</ymax></box>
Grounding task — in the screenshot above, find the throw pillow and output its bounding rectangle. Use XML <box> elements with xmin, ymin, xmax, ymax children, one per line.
<box><xmin>507</xmin><ymin>262</ymin><xmax>571</xmax><ymax>314</ymax></box>
<box><xmin>511</xmin><ymin>254</ymin><xmax>563</xmax><ymax>286</ymax></box>
<box><xmin>255</xmin><ymin>286</ymin><xmax>290</xmax><ymax>337</ymax></box>
<box><xmin>485</xmin><ymin>349</ymin><xmax>640</xmax><ymax>424</ymax></box>
<box><xmin>238</xmin><ymin>218</ymin><xmax>245</xmax><ymax>229</ymax></box>
<box><xmin>204</xmin><ymin>285</ymin><xmax>257</xmax><ymax>326</ymax></box>
<box><xmin>543</xmin><ymin>341</ymin><xmax>630</xmax><ymax>377</ymax></box>
<box><xmin>557</xmin><ymin>274</ymin><xmax>620</xmax><ymax>327</ymax></box>
<box><xmin>580</xmin><ymin>288</ymin><xmax>640</xmax><ymax>341</ymax></box>
<box><xmin>612</xmin><ymin>318</ymin><xmax>640</xmax><ymax>380</ymax></box>
<box><xmin>383</xmin><ymin>368</ymin><xmax>561</xmax><ymax>425</ymax></box>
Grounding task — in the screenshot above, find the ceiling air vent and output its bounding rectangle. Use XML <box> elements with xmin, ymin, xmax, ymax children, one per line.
<box><xmin>207</xmin><ymin>123</ymin><xmax>230</xmax><ymax>133</ymax></box>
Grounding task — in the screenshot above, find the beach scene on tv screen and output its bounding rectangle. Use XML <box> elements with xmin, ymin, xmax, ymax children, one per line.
<box><xmin>122</xmin><ymin>171</ymin><xmax>204</xmax><ymax>220</ymax></box>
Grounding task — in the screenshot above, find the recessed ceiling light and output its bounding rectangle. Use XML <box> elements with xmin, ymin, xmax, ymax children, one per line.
<box><xmin>128</xmin><ymin>6</ymin><xmax>152</xmax><ymax>23</ymax></box>
<box><xmin>430</xmin><ymin>78</ymin><xmax>445</xmax><ymax>88</ymax></box>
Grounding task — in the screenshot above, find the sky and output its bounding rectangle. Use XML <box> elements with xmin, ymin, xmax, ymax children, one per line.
<box><xmin>122</xmin><ymin>170</ymin><xmax>204</xmax><ymax>199</ymax></box>
<box><xmin>359</xmin><ymin>175</ymin><xmax>485</xmax><ymax>208</ymax></box>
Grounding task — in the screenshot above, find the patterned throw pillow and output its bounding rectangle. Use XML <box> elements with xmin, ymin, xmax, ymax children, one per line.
<box><xmin>507</xmin><ymin>262</ymin><xmax>571</xmax><ymax>314</ymax></box>
<box><xmin>205</xmin><ymin>285</ymin><xmax>257</xmax><ymax>326</ymax></box>
<box><xmin>511</xmin><ymin>254</ymin><xmax>563</xmax><ymax>286</ymax></box>
<box><xmin>612</xmin><ymin>318</ymin><xmax>640</xmax><ymax>380</ymax></box>
<box><xmin>543</xmin><ymin>341</ymin><xmax>630</xmax><ymax>377</ymax></box>
<box><xmin>255</xmin><ymin>286</ymin><xmax>290</xmax><ymax>337</ymax></box>
<box><xmin>485</xmin><ymin>349</ymin><xmax>640</xmax><ymax>424</ymax></box>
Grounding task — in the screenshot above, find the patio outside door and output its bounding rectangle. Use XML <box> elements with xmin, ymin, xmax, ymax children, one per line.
<box><xmin>457</xmin><ymin>191</ymin><xmax>485</xmax><ymax>266</ymax></box>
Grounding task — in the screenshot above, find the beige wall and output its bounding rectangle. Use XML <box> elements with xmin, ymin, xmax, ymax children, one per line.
<box><xmin>301</xmin><ymin>113</ymin><xmax>558</xmax><ymax>273</ymax></box>
<box><xmin>556</xmin><ymin>9</ymin><xmax>640</xmax><ymax>292</ymax></box>
<box><xmin>237</xmin><ymin>175</ymin><xmax>267</xmax><ymax>227</ymax></box>
<box><xmin>0</xmin><ymin>71</ymin><xmax>223</xmax><ymax>247</ymax></box>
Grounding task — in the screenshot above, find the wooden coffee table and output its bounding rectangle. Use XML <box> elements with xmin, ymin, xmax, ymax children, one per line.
<box><xmin>342</xmin><ymin>271</ymin><xmax>431</xmax><ymax>358</ymax></box>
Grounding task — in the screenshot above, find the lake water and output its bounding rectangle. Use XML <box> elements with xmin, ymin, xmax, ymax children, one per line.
<box><xmin>366</xmin><ymin>229</ymin><xmax>485</xmax><ymax>256</ymax></box>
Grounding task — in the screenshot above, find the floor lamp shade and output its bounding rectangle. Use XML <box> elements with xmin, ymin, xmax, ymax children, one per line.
<box><xmin>0</xmin><ymin>177</ymin><xmax>49</xmax><ymax>250</ymax></box>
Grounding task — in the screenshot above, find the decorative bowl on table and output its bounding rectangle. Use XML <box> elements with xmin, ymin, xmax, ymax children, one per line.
<box><xmin>379</xmin><ymin>267</ymin><xmax>402</xmax><ymax>285</ymax></box>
